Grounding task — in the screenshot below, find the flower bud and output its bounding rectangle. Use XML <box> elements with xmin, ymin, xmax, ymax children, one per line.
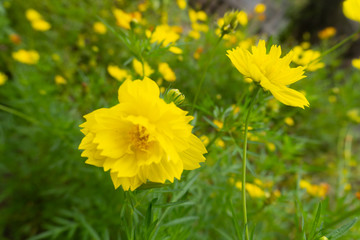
<box><xmin>164</xmin><ymin>89</ymin><xmax>185</xmax><ymax>106</ymax></box>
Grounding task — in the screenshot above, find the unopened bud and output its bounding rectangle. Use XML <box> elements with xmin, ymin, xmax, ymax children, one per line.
<box><xmin>220</xmin><ymin>11</ymin><xmax>239</xmax><ymax>35</ymax></box>
<box><xmin>164</xmin><ymin>89</ymin><xmax>185</xmax><ymax>106</ymax></box>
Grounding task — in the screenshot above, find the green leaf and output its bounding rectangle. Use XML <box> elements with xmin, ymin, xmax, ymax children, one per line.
<box><xmin>327</xmin><ymin>218</ymin><xmax>358</xmax><ymax>240</ymax></box>
<box><xmin>309</xmin><ymin>202</ymin><xmax>322</xmax><ymax>240</ymax></box>
<box><xmin>161</xmin><ymin>216</ymin><xmax>199</xmax><ymax>227</ymax></box>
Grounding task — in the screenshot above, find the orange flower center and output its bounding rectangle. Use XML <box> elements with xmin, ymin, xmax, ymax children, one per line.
<box><xmin>129</xmin><ymin>124</ymin><xmax>150</xmax><ymax>151</ymax></box>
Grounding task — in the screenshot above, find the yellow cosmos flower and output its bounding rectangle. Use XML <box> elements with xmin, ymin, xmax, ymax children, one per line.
<box><xmin>254</xmin><ymin>3</ymin><xmax>266</xmax><ymax>14</ymax></box>
<box><xmin>79</xmin><ymin>77</ymin><xmax>207</xmax><ymax>190</ymax></box>
<box><xmin>12</xmin><ymin>49</ymin><xmax>40</xmax><ymax>65</ymax></box>
<box><xmin>150</xmin><ymin>25</ymin><xmax>180</xmax><ymax>47</ymax></box>
<box><xmin>300</xmin><ymin>180</ymin><xmax>329</xmax><ymax>198</ymax></box>
<box><xmin>237</xmin><ymin>10</ymin><xmax>248</xmax><ymax>26</ymax></box>
<box><xmin>158</xmin><ymin>62</ymin><xmax>176</xmax><ymax>82</ymax></box>
<box><xmin>31</xmin><ymin>19</ymin><xmax>51</xmax><ymax>31</ymax></box>
<box><xmin>227</xmin><ymin>40</ymin><xmax>309</xmax><ymax>109</ymax></box>
<box><xmin>54</xmin><ymin>75</ymin><xmax>67</xmax><ymax>85</ymax></box>
<box><xmin>25</xmin><ymin>9</ymin><xmax>42</xmax><ymax>21</ymax></box>
<box><xmin>93</xmin><ymin>22</ymin><xmax>107</xmax><ymax>34</ymax></box>
<box><xmin>292</xmin><ymin>46</ymin><xmax>325</xmax><ymax>71</ymax></box>
<box><xmin>177</xmin><ymin>0</ymin><xmax>187</xmax><ymax>9</ymax></box>
<box><xmin>318</xmin><ymin>27</ymin><xmax>336</xmax><ymax>40</ymax></box>
<box><xmin>343</xmin><ymin>0</ymin><xmax>360</xmax><ymax>22</ymax></box>
<box><xmin>107</xmin><ymin>65</ymin><xmax>132</xmax><ymax>82</ymax></box>
<box><xmin>236</xmin><ymin>181</ymin><xmax>266</xmax><ymax>198</ymax></box>
<box><xmin>132</xmin><ymin>59</ymin><xmax>154</xmax><ymax>77</ymax></box>
<box><xmin>352</xmin><ymin>57</ymin><xmax>360</xmax><ymax>69</ymax></box>
<box><xmin>0</xmin><ymin>72</ymin><xmax>7</xmax><ymax>85</ymax></box>
<box><xmin>113</xmin><ymin>9</ymin><xmax>142</xmax><ymax>30</ymax></box>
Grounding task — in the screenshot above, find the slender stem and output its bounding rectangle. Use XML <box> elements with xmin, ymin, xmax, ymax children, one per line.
<box><xmin>191</xmin><ymin>34</ymin><xmax>224</xmax><ymax>114</ymax></box>
<box><xmin>242</xmin><ymin>87</ymin><xmax>260</xmax><ymax>240</ymax></box>
<box><xmin>0</xmin><ymin>103</ymin><xmax>39</xmax><ymax>124</ymax></box>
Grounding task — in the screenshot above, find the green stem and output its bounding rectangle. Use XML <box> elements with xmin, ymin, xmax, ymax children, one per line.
<box><xmin>191</xmin><ymin>34</ymin><xmax>224</xmax><ymax>114</ymax></box>
<box><xmin>0</xmin><ymin>103</ymin><xmax>39</xmax><ymax>124</ymax></box>
<box><xmin>242</xmin><ymin>87</ymin><xmax>260</xmax><ymax>240</ymax></box>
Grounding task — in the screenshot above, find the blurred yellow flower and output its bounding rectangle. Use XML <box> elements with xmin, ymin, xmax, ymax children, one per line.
<box><xmin>215</xmin><ymin>139</ymin><xmax>225</xmax><ymax>148</ymax></box>
<box><xmin>292</xmin><ymin>46</ymin><xmax>324</xmax><ymax>71</ymax></box>
<box><xmin>200</xmin><ymin>135</ymin><xmax>209</xmax><ymax>146</ymax></box>
<box><xmin>12</xmin><ymin>49</ymin><xmax>39</xmax><ymax>64</ymax></box>
<box><xmin>236</xmin><ymin>181</ymin><xmax>266</xmax><ymax>198</ymax></box>
<box><xmin>300</xmin><ymin>180</ymin><xmax>329</xmax><ymax>198</ymax></box>
<box><xmin>352</xmin><ymin>57</ymin><xmax>360</xmax><ymax>69</ymax></box>
<box><xmin>0</xmin><ymin>72</ymin><xmax>8</xmax><ymax>85</ymax></box>
<box><xmin>254</xmin><ymin>3</ymin><xmax>266</xmax><ymax>14</ymax></box>
<box><xmin>150</xmin><ymin>25</ymin><xmax>180</xmax><ymax>46</ymax></box>
<box><xmin>25</xmin><ymin>9</ymin><xmax>42</xmax><ymax>21</ymax></box>
<box><xmin>188</xmin><ymin>9</ymin><xmax>208</xmax><ymax>39</ymax></box>
<box><xmin>55</xmin><ymin>75</ymin><xmax>67</xmax><ymax>85</ymax></box>
<box><xmin>343</xmin><ymin>0</ymin><xmax>360</xmax><ymax>22</ymax></box>
<box><xmin>107</xmin><ymin>65</ymin><xmax>132</xmax><ymax>82</ymax></box>
<box><xmin>133</xmin><ymin>59</ymin><xmax>154</xmax><ymax>77</ymax></box>
<box><xmin>79</xmin><ymin>77</ymin><xmax>207</xmax><ymax>190</ymax></box>
<box><xmin>237</xmin><ymin>10</ymin><xmax>248</xmax><ymax>26</ymax></box>
<box><xmin>31</xmin><ymin>19</ymin><xmax>51</xmax><ymax>31</ymax></box>
<box><xmin>113</xmin><ymin>9</ymin><xmax>142</xmax><ymax>30</ymax></box>
<box><xmin>176</xmin><ymin>0</ymin><xmax>187</xmax><ymax>9</ymax></box>
<box><xmin>284</xmin><ymin>117</ymin><xmax>294</xmax><ymax>126</ymax></box>
<box><xmin>158</xmin><ymin>62</ymin><xmax>176</xmax><ymax>82</ymax></box>
<box><xmin>213</xmin><ymin>119</ymin><xmax>223</xmax><ymax>130</ymax></box>
<box><xmin>347</xmin><ymin>109</ymin><xmax>360</xmax><ymax>123</ymax></box>
<box><xmin>227</xmin><ymin>40</ymin><xmax>309</xmax><ymax>109</ymax></box>
<box><xmin>318</xmin><ymin>27</ymin><xmax>336</xmax><ymax>40</ymax></box>
<box><xmin>169</xmin><ymin>46</ymin><xmax>183</xmax><ymax>54</ymax></box>
<box><xmin>93</xmin><ymin>22</ymin><xmax>107</xmax><ymax>34</ymax></box>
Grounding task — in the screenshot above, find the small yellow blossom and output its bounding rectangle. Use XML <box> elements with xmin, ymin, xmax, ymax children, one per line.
<box><xmin>93</xmin><ymin>22</ymin><xmax>107</xmax><ymax>34</ymax></box>
<box><xmin>12</xmin><ymin>49</ymin><xmax>39</xmax><ymax>65</ymax></box>
<box><xmin>236</xmin><ymin>181</ymin><xmax>266</xmax><ymax>198</ymax></box>
<box><xmin>150</xmin><ymin>25</ymin><xmax>180</xmax><ymax>47</ymax></box>
<box><xmin>215</xmin><ymin>139</ymin><xmax>225</xmax><ymax>148</ymax></box>
<box><xmin>169</xmin><ymin>46</ymin><xmax>183</xmax><ymax>54</ymax></box>
<box><xmin>237</xmin><ymin>10</ymin><xmax>248</xmax><ymax>26</ymax></box>
<box><xmin>176</xmin><ymin>0</ymin><xmax>187</xmax><ymax>9</ymax></box>
<box><xmin>213</xmin><ymin>120</ymin><xmax>223</xmax><ymax>130</ymax></box>
<box><xmin>31</xmin><ymin>19</ymin><xmax>51</xmax><ymax>31</ymax></box>
<box><xmin>78</xmin><ymin>77</ymin><xmax>207</xmax><ymax>190</ymax></box>
<box><xmin>343</xmin><ymin>0</ymin><xmax>360</xmax><ymax>22</ymax></box>
<box><xmin>158</xmin><ymin>62</ymin><xmax>176</xmax><ymax>82</ymax></box>
<box><xmin>0</xmin><ymin>72</ymin><xmax>7</xmax><ymax>85</ymax></box>
<box><xmin>300</xmin><ymin>180</ymin><xmax>329</xmax><ymax>198</ymax></box>
<box><xmin>318</xmin><ymin>27</ymin><xmax>336</xmax><ymax>40</ymax></box>
<box><xmin>254</xmin><ymin>3</ymin><xmax>266</xmax><ymax>14</ymax></box>
<box><xmin>227</xmin><ymin>40</ymin><xmax>309</xmax><ymax>109</ymax></box>
<box><xmin>138</xmin><ymin>1</ymin><xmax>149</xmax><ymax>12</ymax></box>
<box><xmin>107</xmin><ymin>65</ymin><xmax>132</xmax><ymax>82</ymax></box>
<box><xmin>292</xmin><ymin>46</ymin><xmax>324</xmax><ymax>71</ymax></box>
<box><xmin>347</xmin><ymin>109</ymin><xmax>360</xmax><ymax>123</ymax></box>
<box><xmin>344</xmin><ymin>183</ymin><xmax>352</xmax><ymax>191</ymax></box>
<box><xmin>352</xmin><ymin>57</ymin><xmax>360</xmax><ymax>69</ymax></box>
<box><xmin>55</xmin><ymin>75</ymin><xmax>67</xmax><ymax>85</ymax></box>
<box><xmin>301</xmin><ymin>42</ymin><xmax>311</xmax><ymax>49</ymax></box>
<box><xmin>133</xmin><ymin>59</ymin><xmax>154</xmax><ymax>77</ymax></box>
<box><xmin>284</xmin><ymin>117</ymin><xmax>294</xmax><ymax>126</ymax></box>
<box><xmin>200</xmin><ymin>135</ymin><xmax>209</xmax><ymax>146</ymax></box>
<box><xmin>113</xmin><ymin>9</ymin><xmax>142</xmax><ymax>30</ymax></box>
<box><xmin>266</xmin><ymin>142</ymin><xmax>276</xmax><ymax>152</ymax></box>
<box><xmin>25</xmin><ymin>9</ymin><xmax>42</xmax><ymax>21</ymax></box>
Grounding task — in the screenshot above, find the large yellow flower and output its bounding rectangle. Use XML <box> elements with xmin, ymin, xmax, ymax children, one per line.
<box><xmin>227</xmin><ymin>40</ymin><xmax>309</xmax><ymax>109</ymax></box>
<box><xmin>79</xmin><ymin>77</ymin><xmax>207</xmax><ymax>191</ymax></box>
<box><xmin>343</xmin><ymin>0</ymin><xmax>360</xmax><ymax>22</ymax></box>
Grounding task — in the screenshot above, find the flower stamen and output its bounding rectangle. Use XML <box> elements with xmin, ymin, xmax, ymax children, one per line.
<box><xmin>129</xmin><ymin>124</ymin><xmax>150</xmax><ymax>151</ymax></box>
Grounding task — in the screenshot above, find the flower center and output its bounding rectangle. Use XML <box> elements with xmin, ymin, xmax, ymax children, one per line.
<box><xmin>129</xmin><ymin>124</ymin><xmax>150</xmax><ymax>151</ymax></box>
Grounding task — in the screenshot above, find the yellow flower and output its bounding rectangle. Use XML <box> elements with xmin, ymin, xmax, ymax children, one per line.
<box><xmin>212</xmin><ymin>120</ymin><xmax>223</xmax><ymax>130</ymax></box>
<box><xmin>150</xmin><ymin>25</ymin><xmax>180</xmax><ymax>47</ymax></box>
<box><xmin>347</xmin><ymin>109</ymin><xmax>360</xmax><ymax>123</ymax></box>
<box><xmin>227</xmin><ymin>40</ymin><xmax>309</xmax><ymax>109</ymax></box>
<box><xmin>169</xmin><ymin>46</ymin><xmax>183</xmax><ymax>54</ymax></box>
<box><xmin>237</xmin><ymin>10</ymin><xmax>248</xmax><ymax>26</ymax></box>
<box><xmin>158</xmin><ymin>62</ymin><xmax>176</xmax><ymax>82</ymax></box>
<box><xmin>300</xmin><ymin>180</ymin><xmax>329</xmax><ymax>198</ymax></box>
<box><xmin>79</xmin><ymin>77</ymin><xmax>207</xmax><ymax>190</ymax></box>
<box><xmin>0</xmin><ymin>72</ymin><xmax>7</xmax><ymax>85</ymax></box>
<box><xmin>318</xmin><ymin>27</ymin><xmax>336</xmax><ymax>40</ymax></box>
<box><xmin>200</xmin><ymin>135</ymin><xmax>209</xmax><ymax>146</ymax></box>
<box><xmin>292</xmin><ymin>46</ymin><xmax>325</xmax><ymax>71</ymax></box>
<box><xmin>284</xmin><ymin>117</ymin><xmax>294</xmax><ymax>126</ymax></box>
<box><xmin>25</xmin><ymin>9</ymin><xmax>42</xmax><ymax>21</ymax></box>
<box><xmin>107</xmin><ymin>65</ymin><xmax>132</xmax><ymax>82</ymax></box>
<box><xmin>31</xmin><ymin>19</ymin><xmax>51</xmax><ymax>31</ymax></box>
<box><xmin>93</xmin><ymin>22</ymin><xmax>107</xmax><ymax>34</ymax></box>
<box><xmin>343</xmin><ymin>0</ymin><xmax>360</xmax><ymax>22</ymax></box>
<box><xmin>254</xmin><ymin>3</ymin><xmax>266</xmax><ymax>14</ymax></box>
<box><xmin>113</xmin><ymin>9</ymin><xmax>142</xmax><ymax>30</ymax></box>
<box><xmin>352</xmin><ymin>57</ymin><xmax>360</xmax><ymax>69</ymax></box>
<box><xmin>132</xmin><ymin>59</ymin><xmax>154</xmax><ymax>77</ymax></box>
<box><xmin>236</xmin><ymin>181</ymin><xmax>266</xmax><ymax>198</ymax></box>
<box><xmin>176</xmin><ymin>0</ymin><xmax>187</xmax><ymax>9</ymax></box>
<box><xmin>12</xmin><ymin>49</ymin><xmax>39</xmax><ymax>64</ymax></box>
<box><xmin>54</xmin><ymin>75</ymin><xmax>67</xmax><ymax>85</ymax></box>
<box><xmin>215</xmin><ymin>139</ymin><xmax>225</xmax><ymax>148</ymax></box>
